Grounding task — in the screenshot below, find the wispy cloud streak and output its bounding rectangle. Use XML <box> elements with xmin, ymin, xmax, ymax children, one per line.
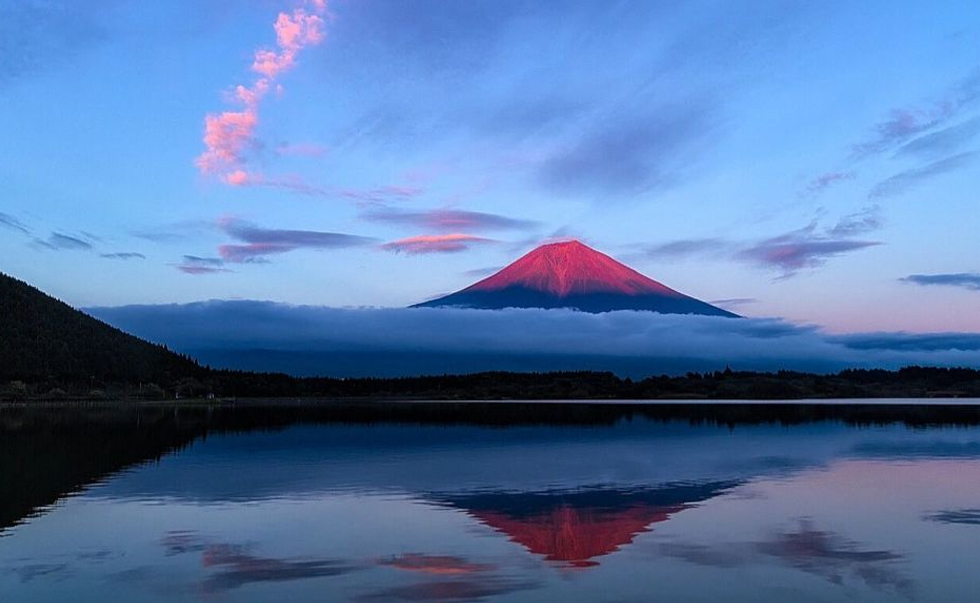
<box><xmin>216</xmin><ymin>216</ymin><xmax>376</xmax><ymax>263</ymax></box>
<box><xmin>34</xmin><ymin>232</ymin><xmax>93</xmax><ymax>251</ymax></box>
<box><xmin>175</xmin><ymin>255</ymin><xmax>229</xmax><ymax>275</ymax></box>
<box><xmin>101</xmin><ymin>252</ymin><xmax>146</xmax><ymax>260</ymax></box>
<box><xmin>826</xmin><ymin>206</ymin><xmax>882</xmax><ymax>238</ymax></box>
<box><xmin>381</xmin><ymin>234</ymin><xmax>493</xmax><ymax>254</ymax></box>
<box><xmin>644</xmin><ymin>238</ymin><xmax>731</xmax><ymax>259</ymax></box>
<box><xmin>901</xmin><ymin>273</ymin><xmax>980</xmax><ymax>291</ymax></box>
<box><xmin>643</xmin><ymin>211</ymin><xmax>882</xmax><ymax>276</ymax></box>
<box><xmin>363</xmin><ymin>207</ymin><xmax>537</xmax><ymax>232</ymax></box>
<box><xmin>0</xmin><ymin>212</ymin><xmax>29</xmax><ymax>234</ymax></box>
<box><xmin>739</xmin><ymin>227</ymin><xmax>879</xmax><ymax>275</ymax></box>
<box><xmin>869</xmin><ymin>152</ymin><xmax>976</xmax><ymax>199</ymax></box>
<box><xmin>853</xmin><ymin>72</ymin><xmax>980</xmax><ymax>158</ymax></box>
<box><xmin>224</xmin><ymin>171</ymin><xmax>424</xmax><ymax>204</ymax></box>
<box><xmin>806</xmin><ymin>171</ymin><xmax>855</xmax><ymax>195</ymax></box>
<box><xmin>895</xmin><ymin>118</ymin><xmax>980</xmax><ymax>159</ymax></box>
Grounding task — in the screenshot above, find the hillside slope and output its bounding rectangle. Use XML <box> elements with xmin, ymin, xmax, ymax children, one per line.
<box><xmin>0</xmin><ymin>272</ymin><xmax>202</xmax><ymax>383</ymax></box>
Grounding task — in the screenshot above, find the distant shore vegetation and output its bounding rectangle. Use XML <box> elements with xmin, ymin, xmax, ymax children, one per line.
<box><xmin>2</xmin><ymin>366</ymin><xmax>980</xmax><ymax>402</ymax></box>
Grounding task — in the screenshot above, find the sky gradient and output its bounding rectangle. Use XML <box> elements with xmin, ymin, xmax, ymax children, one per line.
<box><xmin>2</xmin><ymin>1</ymin><xmax>980</xmax><ymax>342</ymax></box>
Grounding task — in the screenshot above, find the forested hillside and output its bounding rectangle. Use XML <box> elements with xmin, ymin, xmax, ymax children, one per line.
<box><xmin>0</xmin><ymin>272</ymin><xmax>203</xmax><ymax>384</ymax></box>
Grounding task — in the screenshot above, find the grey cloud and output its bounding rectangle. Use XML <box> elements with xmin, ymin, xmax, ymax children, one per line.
<box><xmin>174</xmin><ymin>255</ymin><xmax>229</xmax><ymax>275</ymax></box>
<box><xmin>741</xmin><ymin>239</ymin><xmax>879</xmax><ymax>272</ymax></box>
<box><xmin>326</xmin><ymin>0</ymin><xmax>803</xmax><ymax>159</ymax></box>
<box><xmin>134</xmin><ymin>231</ymin><xmax>185</xmax><ymax>243</ymax></box>
<box><xmin>806</xmin><ymin>172</ymin><xmax>855</xmax><ymax>195</ymax></box>
<box><xmin>657</xmin><ymin>542</ymin><xmax>750</xmax><ymax>568</ymax></box>
<box><xmin>895</xmin><ymin>118</ymin><xmax>980</xmax><ymax>159</ymax></box>
<box><xmin>836</xmin><ymin>332</ymin><xmax>980</xmax><ymax>352</ymax></box>
<box><xmin>901</xmin><ymin>273</ymin><xmax>980</xmax><ymax>292</ymax></box>
<box><xmin>644</xmin><ymin>238</ymin><xmax>732</xmax><ymax>259</ymax></box>
<box><xmin>709</xmin><ymin>298</ymin><xmax>759</xmax><ymax>310</ymax></box>
<box><xmin>216</xmin><ymin>218</ymin><xmax>377</xmax><ymax>263</ymax></box>
<box><xmin>924</xmin><ymin>509</ymin><xmax>980</xmax><ymax>525</ymax></box>
<box><xmin>869</xmin><ymin>152</ymin><xmax>976</xmax><ymax>199</ymax></box>
<box><xmin>757</xmin><ymin>521</ymin><xmax>912</xmax><ymax>595</ymax></box>
<box><xmin>853</xmin><ymin>71</ymin><xmax>980</xmax><ymax>157</ymax></box>
<box><xmin>539</xmin><ymin>101</ymin><xmax>716</xmax><ymax>196</ymax></box>
<box><xmin>642</xmin><ymin>210</ymin><xmax>882</xmax><ymax>275</ymax></box>
<box><xmin>34</xmin><ymin>232</ymin><xmax>94</xmax><ymax>251</ymax></box>
<box><xmin>85</xmin><ymin>302</ymin><xmax>980</xmax><ymax>378</ymax></box>
<box><xmin>0</xmin><ymin>212</ymin><xmax>29</xmax><ymax>234</ymax></box>
<box><xmin>199</xmin><ymin>544</ymin><xmax>356</xmax><ymax>594</ymax></box>
<box><xmin>100</xmin><ymin>252</ymin><xmax>146</xmax><ymax>260</ymax></box>
<box><xmin>132</xmin><ymin>220</ymin><xmax>214</xmax><ymax>243</ymax></box>
<box><xmin>218</xmin><ymin>218</ymin><xmax>377</xmax><ymax>264</ymax></box>
<box><xmin>737</xmin><ymin>223</ymin><xmax>879</xmax><ymax>275</ymax></box>
<box><xmin>182</xmin><ymin>255</ymin><xmax>222</xmax><ymax>267</ymax></box>
<box><xmin>658</xmin><ymin>521</ymin><xmax>912</xmax><ymax>596</ymax></box>
<box><xmin>826</xmin><ymin>206</ymin><xmax>882</xmax><ymax>238</ymax></box>
<box><xmin>220</xmin><ymin>218</ymin><xmax>376</xmax><ymax>248</ymax></box>
<box><xmin>158</xmin><ymin>532</ymin><xmax>358</xmax><ymax>594</ymax></box>
<box><xmin>7</xmin><ymin>562</ymin><xmax>69</xmax><ymax>584</ymax></box>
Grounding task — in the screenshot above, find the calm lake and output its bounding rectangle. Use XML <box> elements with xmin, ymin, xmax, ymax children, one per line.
<box><xmin>2</xmin><ymin>402</ymin><xmax>980</xmax><ymax>602</ymax></box>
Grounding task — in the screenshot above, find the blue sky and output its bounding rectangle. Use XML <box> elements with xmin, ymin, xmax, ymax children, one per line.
<box><xmin>2</xmin><ymin>0</ymin><xmax>980</xmax><ymax>335</ymax></box>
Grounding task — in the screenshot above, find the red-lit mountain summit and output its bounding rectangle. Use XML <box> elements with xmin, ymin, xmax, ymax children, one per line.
<box><xmin>414</xmin><ymin>240</ymin><xmax>737</xmax><ymax>317</ymax></box>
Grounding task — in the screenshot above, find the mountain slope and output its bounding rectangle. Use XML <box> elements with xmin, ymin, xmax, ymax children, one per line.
<box><xmin>414</xmin><ymin>240</ymin><xmax>737</xmax><ymax>317</ymax></box>
<box><xmin>0</xmin><ymin>272</ymin><xmax>202</xmax><ymax>382</ymax></box>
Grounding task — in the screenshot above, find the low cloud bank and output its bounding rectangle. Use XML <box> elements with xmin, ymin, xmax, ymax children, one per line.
<box><xmin>86</xmin><ymin>302</ymin><xmax>980</xmax><ymax>378</ymax></box>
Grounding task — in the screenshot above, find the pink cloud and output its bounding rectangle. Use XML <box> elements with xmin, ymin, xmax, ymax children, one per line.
<box><xmin>251</xmin><ymin>7</ymin><xmax>325</xmax><ymax>78</ymax></box>
<box><xmin>381</xmin><ymin>234</ymin><xmax>494</xmax><ymax>255</ymax></box>
<box><xmin>197</xmin><ymin>1</ymin><xmax>328</xmax><ymax>182</ymax></box>
<box><xmin>224</xmin><ymin>170</ymin><xmax>252</xmax><ymax>186</ymax></box>
<box><xmin>196</xmin><ymin>109</ymin><xmax>259</xmax><ymax>175</ymax></box>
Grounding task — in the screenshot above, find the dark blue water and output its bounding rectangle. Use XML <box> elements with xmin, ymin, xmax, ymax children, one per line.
<box><xmin>2</xmin><ymin>408</ymin><xmax>979</xmax><ymax>601</ymax></box>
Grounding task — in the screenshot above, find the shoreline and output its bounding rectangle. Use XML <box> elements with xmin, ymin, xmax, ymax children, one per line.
<box><xmin>5</xmin><ymin>398</ymin><xmax>980</xmax><ymax>428</ymax></box>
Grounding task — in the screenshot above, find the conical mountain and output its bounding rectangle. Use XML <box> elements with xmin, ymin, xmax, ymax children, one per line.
<box><xmin>413</xmin><ymin>240</ymin><xmax>737</xmax><ymax>317</ymax></box>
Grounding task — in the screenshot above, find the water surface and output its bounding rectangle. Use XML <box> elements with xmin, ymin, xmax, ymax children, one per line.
<box><xmin>2</xmin><ymin>402</ymin><xmax>979</xmax><ymax>602</ymax></box>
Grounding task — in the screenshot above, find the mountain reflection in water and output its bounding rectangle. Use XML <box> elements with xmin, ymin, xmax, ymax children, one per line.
<box><xmin>2</xmin><ymin>401</ymin><xmax>980</xmax><ymax>602</ymax></box>
<box><xmin>438</xmin><ymin>483</ymin><xmax>735</xmax><ymax>567</ymax></box>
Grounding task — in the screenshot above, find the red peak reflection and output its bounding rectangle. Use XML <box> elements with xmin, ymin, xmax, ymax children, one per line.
<box><xmin>470</xmin><ymin>503</ymin><xmax>687</xmax><ymax>567</ymax></box>
<box><xmin>441</xmin><ymin>483</ymin><xmax>734</xmax><ymax>568</ymax></box>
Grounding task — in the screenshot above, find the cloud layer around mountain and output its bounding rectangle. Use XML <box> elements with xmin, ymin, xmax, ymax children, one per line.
<box><xmin>87</xmin><ymin>302</ymin><xmax>980</xmax><ymax>378</ymax></box>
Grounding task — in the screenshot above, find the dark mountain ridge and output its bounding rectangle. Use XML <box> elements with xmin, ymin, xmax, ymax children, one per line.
<box><xmin>0</xmin><ymin>272</ymin><xmax>202</xmax><ymax>383</ymax></box>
